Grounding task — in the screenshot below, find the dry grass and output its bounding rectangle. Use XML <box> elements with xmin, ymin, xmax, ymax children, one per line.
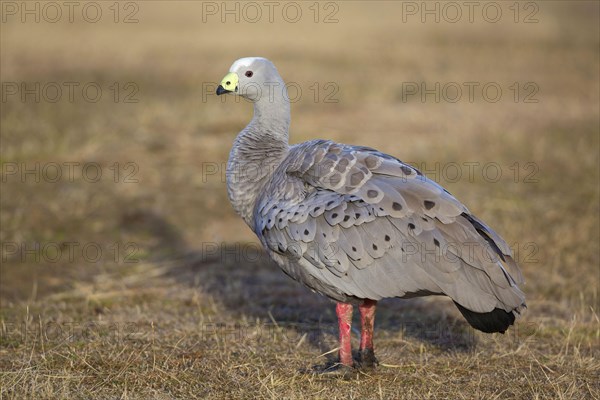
<box><xmin>1</xmin><ymin>1</ymin><xmax>599</xmax><ymax>399</ymax></box>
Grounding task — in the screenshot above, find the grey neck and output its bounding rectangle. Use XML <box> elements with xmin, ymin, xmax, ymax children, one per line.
<box><xmin>226</xmin><ymin>86</ymin><xmax>291</xmax><ymax>228</ymax></box>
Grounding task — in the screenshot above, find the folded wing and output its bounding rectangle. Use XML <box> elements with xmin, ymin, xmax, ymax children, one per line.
<box><xmin>256</xmin><ymin>140</ymin><xmax>526</xmax><ymax>315</ymax></box>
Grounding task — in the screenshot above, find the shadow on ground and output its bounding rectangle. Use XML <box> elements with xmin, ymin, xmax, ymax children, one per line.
<box><xmin>123</xmin><ymin>210</ymin><xmax>480</xmax><ymax>364</ymax></box>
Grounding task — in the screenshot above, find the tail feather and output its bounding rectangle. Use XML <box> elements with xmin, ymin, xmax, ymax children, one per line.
<box><xmin>454</xmin><ymin>301</ymin><xmax>521</xmax><ymax>334</ymax></box>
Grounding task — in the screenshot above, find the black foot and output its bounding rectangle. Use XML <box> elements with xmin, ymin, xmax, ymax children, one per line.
<box><xmin>306</xmin><ymin>361</ymin><xmax>356</xmax><ymax>377</ymax></box>
<box><xmin>358</xmin><ymin>348</ymin><xmax>379</xmax><ymax>369</ymax></box>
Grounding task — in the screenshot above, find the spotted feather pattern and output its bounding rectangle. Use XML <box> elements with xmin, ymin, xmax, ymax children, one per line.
<box><xmin>254</xmin><ymin>140</ymin><xmax>525</xmax><ymax>315</ymax></box>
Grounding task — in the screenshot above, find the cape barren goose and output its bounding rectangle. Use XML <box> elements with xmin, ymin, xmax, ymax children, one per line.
<box><xmin>215</xmin><ymin>57</ymin><xmax>526</xmax><ymax>368</ymax></box>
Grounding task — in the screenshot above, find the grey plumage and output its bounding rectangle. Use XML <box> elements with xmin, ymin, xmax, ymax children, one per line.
<box><xmin>219</xmin><ymin>57</ymin><xmax>526</xmax><ymax>334</ymax></box>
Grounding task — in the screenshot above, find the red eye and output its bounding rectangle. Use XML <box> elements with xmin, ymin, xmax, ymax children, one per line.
<box><xmin>245</xmin><ymin>71</ymin><xmax>253</xmax><ymax>77</ymax></box>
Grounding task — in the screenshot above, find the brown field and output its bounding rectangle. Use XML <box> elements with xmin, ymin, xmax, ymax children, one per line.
<box><xmin>1</xmin><ymin>1</ymin><xmax>599</xmax><ymax>399</ymax></box>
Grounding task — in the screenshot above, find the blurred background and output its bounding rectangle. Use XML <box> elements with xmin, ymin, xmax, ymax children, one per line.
<box><xmin>1</xmin><ymin>1</ymin><xmax>598</xmax><ymax>398</ymax></box>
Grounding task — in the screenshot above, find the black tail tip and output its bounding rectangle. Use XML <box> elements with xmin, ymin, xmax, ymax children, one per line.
<box><xmin>454</xmin><ymin>302</ymin><xmax>517</xmax><ymax>334</ymax></box>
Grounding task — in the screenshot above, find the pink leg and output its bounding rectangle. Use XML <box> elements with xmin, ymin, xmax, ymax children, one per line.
<box><xmin>358</xmin><ymin>299</ymin><xmax>378</xmax><ymax>367</ymax></box>
<box><xmin>336</xmin><ymin>302</ymin><xmax>354</xmax><ymax>366</ymax></box>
